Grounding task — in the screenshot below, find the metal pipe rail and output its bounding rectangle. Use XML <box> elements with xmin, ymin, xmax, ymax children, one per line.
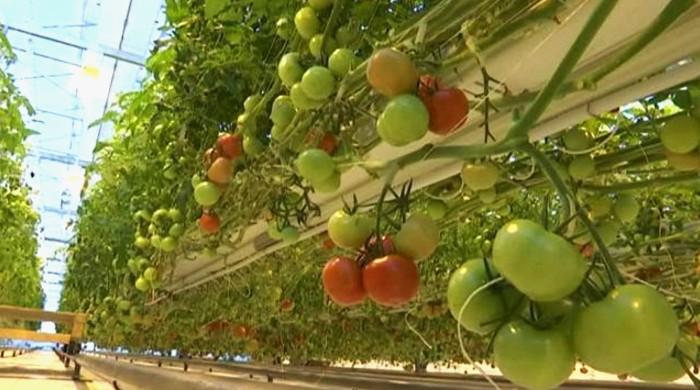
<box><xmin>82</xmin><ymin>351</ymin><xmax>694</xmax><ymax>390</ymax></box>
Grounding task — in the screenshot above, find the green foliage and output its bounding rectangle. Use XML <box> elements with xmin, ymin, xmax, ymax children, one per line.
<box><xmin>0</xmin><ymin>30</ymin><xmax>44</xmax><ymax>315</ymax></box>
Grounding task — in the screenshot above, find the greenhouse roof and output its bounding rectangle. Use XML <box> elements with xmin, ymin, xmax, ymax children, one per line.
<box><xmin>0</xmin><ymin>0</ymin><xmax>165</xmax><ymax>330</ymax></box>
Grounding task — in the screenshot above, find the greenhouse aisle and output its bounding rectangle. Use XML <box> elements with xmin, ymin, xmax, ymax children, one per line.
<box><xmin>0</xmin><ymin>350</ymin><xmax>112</xmax><ymax>390</ymax></box>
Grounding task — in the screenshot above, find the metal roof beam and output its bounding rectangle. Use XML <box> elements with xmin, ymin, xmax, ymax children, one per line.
<box><xmin>3</xmin><ymin>25</ymin><xmax>146</xmax><ymax>66</ymax></box>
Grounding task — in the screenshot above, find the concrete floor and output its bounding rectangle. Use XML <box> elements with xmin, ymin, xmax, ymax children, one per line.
<box><xmin>0</xmin><ymin>350</ymin><xmax>112</xmax><ymax>390</ymax></box>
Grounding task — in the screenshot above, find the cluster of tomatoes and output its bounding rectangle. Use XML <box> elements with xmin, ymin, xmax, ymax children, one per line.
<box><xmin>366</xmin><ymin>48</ymin><xmax>469</xmax><ymax>146</ymax></box>
<box><xmin>130</xmin><ymin>208</ymin><xmax>184</xmax><ymax>292</ymax></box>
<box><xmin>321</xmin><ymin>210</ymin><xmax>440</xmax><ymax>308</ymax></box>
<box><xmin>192</xmin><ymin>133</ymin><xmax>246</xmax><ymax>235</ymax></box>
<box><xmin>447</xmin><ymin>219</ymin><xmax>688</xmax><ymax>389</ymax></box>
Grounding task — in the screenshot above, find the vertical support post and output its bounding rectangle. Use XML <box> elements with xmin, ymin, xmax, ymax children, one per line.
<box><xmin>72</xmin><ymin>362</ymin><xmax>81</xmax><ymax>380</ymax></box>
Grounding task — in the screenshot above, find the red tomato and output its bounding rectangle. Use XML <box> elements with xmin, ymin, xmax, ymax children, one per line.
<box><xmin>362</xmin><ymin>254</ymin><xmax>419</xmax><ymax>307</ymax></box>
<box><xmin>322</xmin><ymin>256</ymin><xmax>366</xmax><ymax>306</ymax></box>
<box><xmin>207</xmin><ymin>157</ymin><xmax>233</xmax><ymax>184</ymax></box>
<box><xmin>280</xmin><ymin>298</ymin><xmax>295</xmax><ymax>312</ymax></box>
<box><xmin>425</xmin><ymin>94</ymin><xmax>469</xmax><ymax>135</ymax></box>
<box><xmin>217</xmin><ymin>133</ymin><xmax>243</xmax><ymax>160</ymax></box>
<box><xmin>578</xmin><ymin>243</ymin><xmax>594</xmax><ymax>258</ymax></box>
<box><xmin>206</xmin><ymin>320</ymin><xmax>230</xmax><ymax>333</ymax></box>
<box><xmin>318</xmin><ymin>133</ymin><xmax>337</xmax><ymax>154</ymax></box>
<box><xmin>199</xmin><ymin>213</ymin><xmax>221</xmax><ymax>233</ymax></box>
<box><xmin>232</xmin><ymin>325</ymin><xmax>248</xmax><ymax>338</ymax></box>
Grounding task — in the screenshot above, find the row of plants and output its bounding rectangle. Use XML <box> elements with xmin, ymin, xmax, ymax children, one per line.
<box><xmin>0</xmin><ymin>30</ymin><xmax>44</xmax><ymax>319</ymax></box>
<box><xmin>60</xmin><ymin>0</ymin><xmax>700</xmax><ymax>388</ymax></box>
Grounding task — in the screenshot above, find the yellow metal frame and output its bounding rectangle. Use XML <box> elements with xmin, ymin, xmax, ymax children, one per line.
<box><xmin>0</xmin><ymin>305</ymin><xmax>86</xmax><ymax>343</ymax></box>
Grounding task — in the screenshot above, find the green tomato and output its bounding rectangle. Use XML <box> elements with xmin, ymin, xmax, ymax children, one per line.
<box><xmin>164</xmin><ymin>166</ymin><xmax>177</xmax><ymax>180</ymax></box>
<box><xmin>309</xmin><ymin>0</ymin><xmax>333</xmax><ymax>11</ymax></box>
<box><xmin>311</xmin><ymin>170</ymin><xmax>340</xmax><ymax>193</ymax></box>
<box><xmin>562</xmin><ymin>128</ymin><xmax>591</xmax><ymax>151</ymax></box>
<box><xmin>461</xmin><ymin>161</ymin><xmax>499</xmax><ymax>191</ymax></box>
<box><xmin>328</xmin><ymin>48</ymin><xmax>356</xmax><ymax>78</ymax></box>
<box><xmin>168</xmin><ymin>223</ymin><xmax>185</xmax><ymax>238</ymax></box>
<box><xmin>327</xmin><ymin>210</ymin><xmax>373</xmax><ymax>249</ymax></box>
<box><xmin>134</xmin><ymin>236</ymin><xmax>150</xmax><ymax>249</ymax></box>
<box><xmin>143</xmin><ymin>267</ymin><xmax>157</xmax><ymax>282</ymax></box>
<box><xmin>294</xmin><ymin>7</ymin><xmax>320</xmax><ymax>40</ymax></box>
<box><xmin>295</xmin><ymin>148</ymin><xmax>335</xmax><ymax>183</ymax></box>
<box><xmin>447</xmin><ymin>259</ymin><xmax>521</xmax><ymax>335</ymax></box>
<box><xmin>573</xmin><ymin>284</ymin><xmax>679</xmax><ymax>374</ymax></box>
<box><xmin>492</xmin><ymin>219</ymin><xmax>587</xmax><ymax>302</ymax></box>
<box><xmin>127</xmin><ymin>258</ymin><xmax>138</xmax><ymax>274</ymax></box>
<box><xmin>117</xmin><ymin>300</ymin><xmax>131</xmax><ymax>312</ymax></box>
<box><xmin>659</xmin><ymin>115</ymin><xmax>700</xmax><ymax>154</ymax></box>
<box><xmin>267</xmin><ymin>223</ymin><xmax>283</xmax><ymax>240</ymax></box>
<box><xmin>270</xmin><ymin>95</ymin><xmax>297</xmax><ymax>128</ymax></box>
<box><xmin>236</xmin><ymin>112</ymin><xmax>256</xmax><ymax>133</ymax></box>
<box><xmin>136</xmin><ymin>257</ymin><xmax>149</xmax><ymax>272</ymax></box>
<box><xmin>568</xmin><ymin>155</ymin><xmax>595</xmax><ymax>180</ymax></box>
<box><xmin>426</xmin><ymin>198</ymin><xmax>447</xmax><ymax>220</ymax></box>
<box><xmin>243</xmin><ymin>135</ymin><xmax>265</xmax><ymax>156</ymax></box>
<box><xmin>167</xmin><ymin>208</ymin><xmax>183</xmax><ymax>222</ymax></box>
<box><xmin>595</xmin><ymin>219</ymin><xmax>621</xmax><ymax>247</ymax></box>
<box><xmin>494</xmin><ymin>321</ymin><xmax>575</xmax><ymax>390</ymax></box>
<box><xmin>276</xmin><ymin>17</ymin><xmax>292</xmax><ymax>39</ymax></box>
<box><xmin>277</xmin><ymin>53</ymin><xmax>304</xmax><ymax>88</ymax></box>
<box><xmin>587</xmin><ymin>195</ymin><xmax>611</xmax><ymax>219</ymax></box>
<box><xmin>309</xmin><ymin>34</ymin><xmax>337</xmax><ymax>59</ymax></box>
<box><xmin>290</xmin><ymin>82</ymin><xmax>325</xmax><ymax>110</ymax></box>
<box><xmin>477</xmin><ymin>187</ymin><xmax>497</xmax><ymax>204</ymax></box>
<box><xmin>135</xmin><ymin>277</ymin><xmax>150</xmax><ymax>292</ymax></box>
<box><xmin>134</xmin><ymin>210</ymin><xmax>151</xmax><ymax>222</ymax></box>
<box><xmin>376</xmin><ymin>94</ymin><xmax>429</xmax><ymax>146</ymax></box>
<box><xmin>280</xmin><ymin>226</ymin><xmax>300</xmax><ymax>243</ymax></box>
<box><xmin>335</xmin><ymin>24</ymin><xmax>358</xmax><ymax>46</ymax></box>
<box><xmin>191</xmin><ymin>173</ymin><xmax>202</xmax><ymax>189</ymax></box>
<box><xmin>194</xmin><ymin>181</ymin><xmax>222</xmax><ymax>206</ymax></box>
<box><xmin>150</xmin><ymin>234</ymin><xmax>163</xmax><ymax>249</ymax></box>
<box><xmin>243</xmin><ymin>94</ymin><xmax>262</xmax><ymax>112</ymax></box>
<box><xmin>394</xmin><ymin>213</ymin><xmax>440</xmax><ymax>260</ymax></box>
<box><xmin>632</xmin><ymin>334</ymin><xmax>697</xmax><ymax>383</ymax></box>
<box><xmin>614</xmin><ymin>193</ymin><xmax>640</xmax><ymax>223</ymax></box>
<box><xmin>300</xmin><ymin>66</ymin><xmax>335</xmax><ymax>101</ymax></box>
<box><xmin>270</xmin><ymin>124</ymin><xmax>287</xmax><ymax>142</ymax></box>
<box><xmin>160</xmin><ymin>236</ymin><xmax>177</xmax><ymax>252</ymax></box>
<box><xmin>152</xmin><ymin>208</ymin><xmax>168</xmax><ymax>224</ymax></box>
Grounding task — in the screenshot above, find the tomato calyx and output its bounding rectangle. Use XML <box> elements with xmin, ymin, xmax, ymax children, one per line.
<box><xmin>357</xmin><ymin>234</ymin><xmax>396</xmax><ymax>267</ymax></box>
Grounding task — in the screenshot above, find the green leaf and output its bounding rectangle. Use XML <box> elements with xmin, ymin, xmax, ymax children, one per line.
<box><xmin>204</xmin><ymin>0</ymin><xmax>228</xmax><ymax>20</ymax></box>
